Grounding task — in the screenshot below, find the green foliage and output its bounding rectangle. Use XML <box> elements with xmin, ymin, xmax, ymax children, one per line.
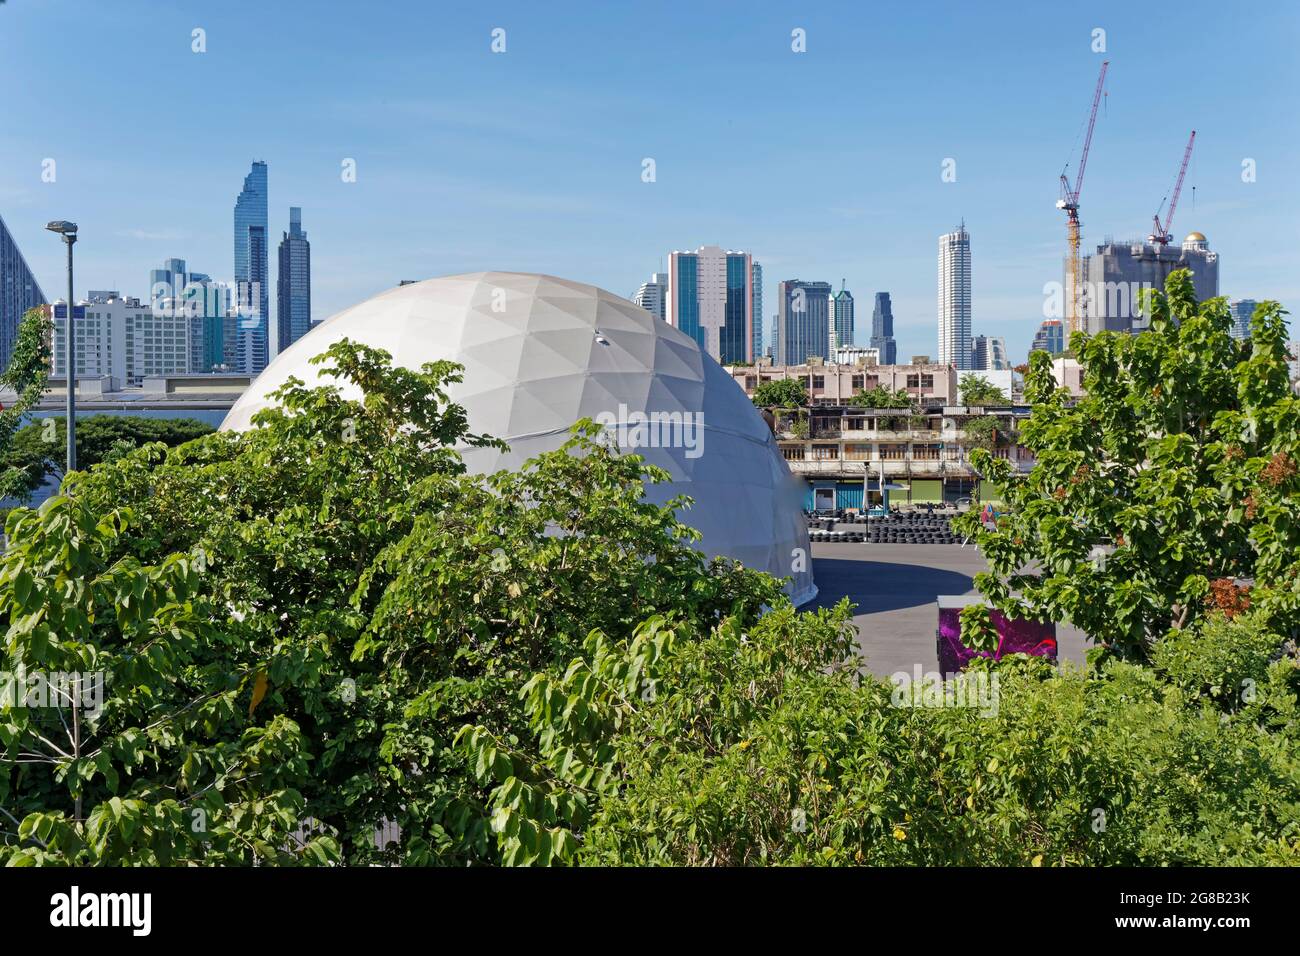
<box><xmin>958</xmin><ymin>603</ymin><xmax>999</xmax><ymax>654</ymax></box>
<box><xmin>956</xmin><ymin>271</ymin><xmax>1300</xmax><ymax>664</ymax></box>
<box><xmin>962</xmin><ymin>415</ymin><xmax>1001</xmax><ymax>453</ymax></box>
<box><xmin>848</xmin><ymin>385</ymin><xmax>912</xmax><ymax>409</ymax></box>
<box><xmin>0</xmin><ymin>308</ymin><xmax>52</xmax><ymax>500</ymax></box>
<box><xmin>4</xmin><ymin>328</ymin><xmax>1297</xmax><ymax>868</ymax></box>
<box><xmin>0</xmin><ymin>338</ymin><xmax>779</xmax><ymax>865</ymax></box>
<box><xmin>488</xmin><ymin>606</ymin><xmax>1299</xmax><ymax>866</ymax></box>
<box><xmin>788</xmin><ymin>411</ymin><xmax>809</xmax><ymax>439</ymax></box>
<box><xmin>751</xmin><ymin>378</ymin><xmax>808</xmax><ymax>409</ymax></box>
<box><xmin>1152</xmin><ymin>610</ymin><xmax>1287</xmax><ymax>708</ymax></box>
<box><xmin>959</xmin><ymin>374</ymin><xmax>1010</xmax><ymax>406</ymax></box>
<box><xmin>3</xmin><ymin>415</ymin><xmax>215</xmax><ymax>501</ymax></box>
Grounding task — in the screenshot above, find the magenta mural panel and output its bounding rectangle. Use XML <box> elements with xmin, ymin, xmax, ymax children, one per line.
<box><xmin>936</xmin><ymin>599</ymin><xmax>1057</xmax><ymax>677</ymax></box>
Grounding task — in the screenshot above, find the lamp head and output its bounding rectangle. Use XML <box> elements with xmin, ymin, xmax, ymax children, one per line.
<box><xmin>45</xmin><ymin>220</ymin><xmax>78</xmax><ymax>236</ymax></box>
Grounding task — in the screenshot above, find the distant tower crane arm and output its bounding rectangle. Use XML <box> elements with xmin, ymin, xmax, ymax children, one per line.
<box><xmin>1071</xmin><ymin>61</ymin><xmax>1110</xmax><ymax>204</ymax></box>
<box><xmin>1152</xmin><ymin>130</ymin><xmax>1196</xmax><ymax>244</ymax></box>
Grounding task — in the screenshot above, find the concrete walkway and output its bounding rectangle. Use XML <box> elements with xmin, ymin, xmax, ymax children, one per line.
<box><xmin>808</xmin><ymin>542</ymin><xmax>1089</xmax><ymax>678</ymax></box>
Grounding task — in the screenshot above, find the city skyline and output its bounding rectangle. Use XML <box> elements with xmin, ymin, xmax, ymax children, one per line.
<box><xmin>1</xmin><ymin>1</ymin><xmax>1296</xmax><ymax>364</ymax></box>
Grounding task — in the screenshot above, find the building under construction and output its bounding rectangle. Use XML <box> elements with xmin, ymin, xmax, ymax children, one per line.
<box><xmin>1081</xmin><ymin>231</ymin><xmax>1219</xmax><ymax>334</ymax></box>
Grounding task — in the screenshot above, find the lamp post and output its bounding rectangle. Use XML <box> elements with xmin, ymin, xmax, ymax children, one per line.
<box><xmin>45</xmin><ymin>220</ymin><xmax>78</xmax><ymax>473</ymax></box>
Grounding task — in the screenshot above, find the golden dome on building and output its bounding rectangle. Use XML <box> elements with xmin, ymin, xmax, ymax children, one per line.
<box><xmin>1184</xmin><ymin>231</ymin><xmax>1207</xmax><ymax>242</ymax></box>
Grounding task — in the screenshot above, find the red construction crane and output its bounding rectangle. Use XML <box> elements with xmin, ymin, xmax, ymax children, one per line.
<box><xmin>1057</xmin><ymin>60</ymin><xmax>1109</xmax><ymax>335</ymax></box>
<box><xmin>1149</xmin><ymin>130</ymin><xmax>1196</xmax><ymax>246</ymax></box>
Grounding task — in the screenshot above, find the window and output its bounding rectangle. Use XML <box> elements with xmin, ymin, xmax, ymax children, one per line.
<box><xmin>880</xmin><ymin>443</ymin><xmax>906</xmax><ymax>460</ymax></box>
<box><xmin>782</xmin><ymin>445</ymin><xmax>805</xmax><ymax>461</ymax></box>
<box><xmin>851</xmin><ymin>374</ymin><xmax>864</xmax><ymax>390</ymax></box>
<box><xmin>811</xmin><ymin>444</ymin><xmax>839</xmax><ymax>460</ymax></box>
<box><xmin>843</xmin><ymin>443</ymin><xmax>872</xmax><ymax>460</ymax></box>
<box><xmin>811</xmin><ymin>375</ymin><xmax>825</xmax><ymax>389</ymax></box>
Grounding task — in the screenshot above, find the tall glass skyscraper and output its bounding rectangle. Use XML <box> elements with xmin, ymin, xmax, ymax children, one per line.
<box><xmin>938</xmin><ymin>224</ymin><xmax>972</xmax><ymax>369</ymax></box>
<box><xmin>665</xmin><ymin>245</ymin><xmax>755</xmax><ymax>364</ymax></box>
<box><xmin>0</xmin><ymin>212</ymin><xmax>47</xmax><ymax>370</ymax></box>
<box><xmin>234</xmin><ymin>161</ymin><xmax>269</xmax><ymax>373</ymax></box>
<box><xmin>147</xmin><ymin>257</ymin><xmax>229</xmax><ymax>372</ymax></box>
<box><xmin>1229</xmin><ymin>299</ymin><xmax>1257</xmax><ymax>340</ymax></box>
<box><xmin>776</xmin><ymin>279</ymin><xmax>832</xmax><ymax>365</ymax></box>
<box><xmin>632</xmin><ymin>272</ymin><xmax>668</xmax><ymax>321</ymax></box>
<box><xmin>751</xmin><ymin>262</ymin><xmax>763</xmax><ymax>360</ymax></box>
<box><xmin>277</xmin><ymin>207</ymin><xmax>312</xmax><ymax>353</ymax></box>
<box><xmin>829</xmin><ymin>283</ymin><xmax>854</xmax><ymax>354</ymax></box>
<box><xmin>1031</xmin><ymin>318</ymin><xmax>1065</xmax><ymax>356</ymax></box>
<box><xmin>870</xmin><ymin>292</ymin><xmax>897</xmax><ymax>365</ymax></box>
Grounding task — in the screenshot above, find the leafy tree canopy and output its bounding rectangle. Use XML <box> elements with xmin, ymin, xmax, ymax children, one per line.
<box><xmin>751</xmin><ymin>377</ymin><xmax>808</xmax><ymax>408</ymax></box>
<box><xmin>959</xmin><ymin>374</ymin><xmax>1010</xmax><ymax>407</ymax></box>
<box><xmin>0</xmin><ymin>339</ymin><xmax>779</xmax><ymax>865</ymax></box>
<box><xmin>848</xmin><ymin>385</ymin><xmax>913</xmax><ymax>409</ymax></box>
<box><xmin>3</xmin><ymin>320</ymin><xmax>1297</xmax><ymax>867</ymax></box>
<box><xmin>957</xmin><ymin>271</ymin><xmax>1299</xmax><ymax>664</ymax></box>
<box><xmin>3</xmin><ymin>415</ymin><xmax>215</xmax><ymax>503</ymax></box>
<box><xmin>0</xmin><ymin>308</ymin><xmax>52</xmax><ymax>501</ymax></box>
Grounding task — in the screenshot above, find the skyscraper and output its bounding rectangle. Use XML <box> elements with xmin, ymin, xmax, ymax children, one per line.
<box><xmin>971</xmin><ymin>334</ymin><xmax>1010</xmax><ymax>371</ymax></box>
<box><xmin>828</xmin><ymin>282</ymin><xmax>854</xmax><ymax>355</ymax></box>
<box><xmin>665</xmin><ymin>245</ymin><xmax>754</xmax><ymax>364</ymax></box>
<box><xmin>148</xmin><ymin>257</ymin><xmax>229</xmax><ymax>373</ymax></box>
<box><xmin>233</xmin><ymin>161</ymin><xmax>269</xmax><ymax>374</ymax></box>
<box><xmin>751</xmin><ymin>262</ymin><xmax>763</xmax><ymax>361</ymax></box>
<box><xmin>277</xmin><ymin>207</ymin><xmax>312</xmax><ymax>353</ymax></box>
<box><xmin>0</xmin><ymin>212</ymin><xmax>47</xmax><ymax>369</ymax></box>
<box><xmin>870</xmin><ymin>292</ymin><xmax>897</xmax><ymax>365</ymax></box>
<box><xmin>1031</xmin><ymin>318</ymin><xmax>1065</xmax><ymax>356</ymax></box>
<box><xmin>148</xmin><ymin>258</ymin><xmax>189</xmax><ymax>310</ymax></box>
<box><xmin>938</xmin><ymin>224</ymin><xmax>972</xmax><ymax>369</ymax></box>
<box><xmin>632</xmin><ymin>272</ymin><xmax>668</xmax><ymax>321</ymax></box>
<box><xmin>1229</xmin><ymin>299</ymin><xmax>1257</xmax><ymax>340</ymax></box>
<box><xmin>776</xmin><ymin>279</ymin><xmax>832</xmax><ymax>365</ymax></box>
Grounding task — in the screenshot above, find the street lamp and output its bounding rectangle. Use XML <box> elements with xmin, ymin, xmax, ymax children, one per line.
<box><xmin>45</xmin><ymin>220</ymin><xmax>78</xmax><ymax>473</ymax></box>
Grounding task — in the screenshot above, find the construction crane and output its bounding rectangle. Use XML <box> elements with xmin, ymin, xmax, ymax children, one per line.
<box><xmin>1148</xmin><ymin>130</ymin><xmax>1196</xmax><ymax>245</ymax></box>
<box><xmin>1057</xmin><ymin>60</ymin><xmax>1109</xmax><ymax>335</ymax></box>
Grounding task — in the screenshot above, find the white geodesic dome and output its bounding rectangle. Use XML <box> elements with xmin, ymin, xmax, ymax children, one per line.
<box><xmin>221</xmin><ymin>272</ymin><xmax>816</xmax><ymax>604</ymax></box>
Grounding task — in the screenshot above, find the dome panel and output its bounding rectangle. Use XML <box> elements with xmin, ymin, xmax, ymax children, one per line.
<box><xmin>222</xmin><ymin>272</ymin><xmax>816</xmax><ymax>604</ymax></box>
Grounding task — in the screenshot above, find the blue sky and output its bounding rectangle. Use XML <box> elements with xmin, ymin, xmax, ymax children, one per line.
<box><xmin>2</xmin><ymin>0</ymin><xmax>1297</xmax><ymax>362</ymax></box>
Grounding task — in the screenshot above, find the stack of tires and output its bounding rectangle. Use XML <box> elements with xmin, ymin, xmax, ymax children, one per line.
<box><xmin>864</xmin><ymin>512</ymin><xmax>960</xmax><ymax>545</ymax></box>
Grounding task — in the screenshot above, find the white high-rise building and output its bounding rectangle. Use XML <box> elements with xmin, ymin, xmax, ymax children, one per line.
<box><xmin>53</xmin><ymin>295</ymin><xmax>190</xmax><ymax>386</ymax></box>
<box><xmin>938</xmin><ymin>224</ymin><xmax>972</xmax><ymax>370</ymax></box>
<box><xmin>971</xmin><ymin>334</ymin><xmax>1010</xmax><ymax>371</ymax></box>
<box><xmin>632</xmin><ymin>272</ymin><xmax>668</xmax><ymax>321</ymax></box>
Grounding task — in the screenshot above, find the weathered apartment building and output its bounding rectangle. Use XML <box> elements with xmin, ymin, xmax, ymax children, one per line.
<box><xmin>726</xmin><ymin>359</ymin><xmax>1034</xmax><ymax>509</ymax></box>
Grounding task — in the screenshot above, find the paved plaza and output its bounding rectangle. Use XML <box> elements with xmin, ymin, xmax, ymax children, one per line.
<box><xmin>809</xmin><ymin>542</ymin><xmax>1089</xmax><ymax>678</ymax></box>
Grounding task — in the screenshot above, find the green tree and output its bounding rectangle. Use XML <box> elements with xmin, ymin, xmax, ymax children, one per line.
<box><xmin>959</xmin><ymin>374</ymin><xmax>1010</xmax><ymax>406</ymax></box>
<box><xmin>956</xmin><ymin>271</ymin><xmax>1299</xmax><ymax>663</ymax></box>
<box><xmin>751</xmin><ymin>377</ymin><xmax>808</xmax><ymax>409</ymax></box>
<box><xmin>462</xmin><ymin>601</ymin><xmax>1299</xmax><ymax>866</ymax></box>
<box><xmin>3</xmin><ymin>415</ymin><xmax>215</xmax><ymax>501</ymax></box>
<box><xmin>0</xmin><ymin>307</ymin><xmax>52</xmax><ymax>501</ymax></box>
<box><xmin>6</xmin><ymin>325</ymin><xmax>1298</xmax><ymax>868</ymax></box>
<box><xmin>848</xmin><ymin>384</ymin><xmax>913</xmax><ymax>409</ymax></box>
<box><xmin>0</xmin><ymin>339</ymin><xmax>779</xmax><ymax>865</ymax></box>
